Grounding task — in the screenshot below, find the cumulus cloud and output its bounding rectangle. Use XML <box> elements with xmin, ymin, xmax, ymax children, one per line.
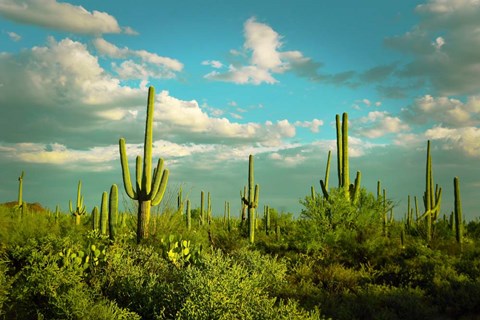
<box><xmin>153</xmin><ymin>90</ymin><xmax>297</xmax><ymax>146</ymax></box>
<box><xmin>201</xmin><ymin>60</ymin><xmax>223</xmax><ymax>68</ymax></box>
<box><xmin>425</xmin><ymin>126</ymin><xmax>480</xmax><ymax>157</ymax></box>
<box><xmin>294</xmin><ymin>119</ymin><xmax>324</xmax><ymax>133</ymax></box>
<box><xmin>385</xmin><ymin>0</ymin><xmax>480</xmax><ymax>95</ymax></box>
<box><xmin>0</xmin><ymin>0</ymin><xmax>135</xmax><ymax>34</ymax></box>
<box><xmin>203</xmin><ymin>17</ymin><xmax>354</xmax><ymax>85</ymax></box>
<box><xmin>402</xmin><ymin>94</ymin><xmax>480</xmax><ymax>127</ymax></box>
<box><xmin>93</xmin><ymin>38</ymin><xmax>183</xmax><ymax>80</ymax></box>
<box><xmin>354</xmin><ymin>111</ymin><xmax>410</xmax><ymax>139</ymax></box>
<box><xmin>6</xmin><ymin>31</ymin><xmax>21</xmax><ymax>41</ymax></box>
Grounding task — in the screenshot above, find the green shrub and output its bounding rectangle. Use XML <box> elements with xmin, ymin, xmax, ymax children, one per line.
<box><xmin>176</xmin><ymin>250</ymin><xmax>321</xmax><ymax>320</ymax></box>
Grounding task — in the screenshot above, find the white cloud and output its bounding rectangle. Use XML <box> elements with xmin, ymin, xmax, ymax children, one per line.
<box><xmin>230</xmin><ymin>113</ymin><xmax>243</xmax><ymax>119</ymax></box>
<box><xmin>0</xmin><ymin>0</ymin><xmax>134</xmax><ymax>34</ymax></box>
<box><xmin>294</xmin><ymin>119</ymin><xmax>324</xmax><ymax>133</ymax></box>
<box><xmin>355</xmin><ymin>111</ymin><xmax>410</xmax><ymax>139</ymax></box>
<box><xmin>205</xmin><ymin>65</ymin><xmax>278</xmax><ymax>85</ymax></box>
<box><xmin>6</xmin><ymin>31</ymin><xmax>21</xmax><ymax>41</ymax></box>
<box><xmin>94</xmin><ymin>38</ymin><xmax>183</xmax><ymax>80</ymax></box>
<box><xmin>154</xmin><ymin>91</ymin><xmax>296</xmax><ymax>146</ymax></box>
<box><xmin>403</xmin><ymin>94</ymin><xmax>480</xmax><ymax>127</ymax></box>
<box><xmin>386</xmin><ymin>0</ymin><xmax>480</xmax><ymax>95</ymax></box>
<box><xmin>268</xmin><ymin>152</ymin><xmax>307</xmax><ymax>167</ymax></box>
<box><xmin>201</xmin><ymin>60</ymin><xmax>223</xmax><ymax>68</ymax></box>
<box><xmin>203</xmin><ymin>17</ymin><xmax>333</xmax><ymax>85</ymax></box>
<box><xmin>425</xmin><ymin>126</ymin><xmax>480</xmax><ymax>157</ymax></box>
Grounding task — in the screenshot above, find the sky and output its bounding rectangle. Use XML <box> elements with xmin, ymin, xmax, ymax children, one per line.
<box><xmin>1</xmin><ymin>0</ymin><xmax>480</xmax><ymax>221</ymax></box>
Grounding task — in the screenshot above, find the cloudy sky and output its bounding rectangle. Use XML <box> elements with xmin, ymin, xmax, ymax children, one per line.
<box><xmin>1</xmin><ymin>0</ymin><xmax>479</xmax><ymax>220</ymax></box>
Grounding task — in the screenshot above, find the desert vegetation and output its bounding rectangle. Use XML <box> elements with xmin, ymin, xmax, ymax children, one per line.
<box><xmin>1</xmin><ymin>87</ymin><xmax>479</xmax><ymax>319</ymax></box>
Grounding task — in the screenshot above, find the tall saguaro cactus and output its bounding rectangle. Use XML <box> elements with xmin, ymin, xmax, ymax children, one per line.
<box><xmin>321</xmin><ymin>113</ymin><xmax>360</xmax><ymax>204</ymax></box>
<box><xmin>454</xmin><ymin>177</ymin><xmax>463</xmax><ymax>249</ymax></box>
<box><xmin>109</xmin><ymin>184</ymin><xmax>118</xmax><ymax>241</ymax></box>
<box><xmin>119</xmin><ymin>86</ymin><xmax>169</xmax><ymax>243</ymax></box>
<box><xmin>69</xmin><ymin>181</ymin><xmax>86</xmax><ymax>225</ymax></box>
<box><xmin>418</xmin><ymin>140</ymin><xmax>442</xmax><ymax>242</ymax></box>
<box><xmin>100</xmin><ymin>191</ymin><xmax>108</xmax><ymax>235</ymax></box>
<box><xmin>17</xmin><ymin>171</ymin><xmax>24</xmax><ymax>209</ymax></box>
<box><xmin>242</xmin><ymin>155</ymin><xmax>260</xmax><ymax>243</ymax></box>
<box><xmin>186</xmin><ymin>200</ymin><xmax>191</xmax><ymax>231</ymax></box>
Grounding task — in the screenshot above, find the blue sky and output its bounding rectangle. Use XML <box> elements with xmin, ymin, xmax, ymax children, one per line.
<box><xmin>1</xmin><ymin>0</ymin><xmax>479</xmax><ymax>220</ymax></box>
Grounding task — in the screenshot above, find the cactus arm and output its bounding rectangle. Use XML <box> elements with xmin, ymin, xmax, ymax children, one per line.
<box><xmin>352</xmin><ymin>171</ymin><xmax>361</xmax><ymax>205</ymax></box>
<box><xmin>151</xmin><ymin>169</ymin><xmax>169</xmax><ymax>206</ymax></box>
<box><xmin>119</xmin><ymin>138</ymin><xmax>137</xmax><ymax>199</ymax></box>
<box><xmin>320</xmin><ymin>180</ymin><xmax>329</xmax><ymax>201</ymax></box>
<box><xmin>149</xmin><ymin>158</ymin><xmax>164</xmax><ymax>198</ymax></box>
<box><xmin>136</xmin><ymin>156</ymin><xmax>143</xmax><ymax>197</ymax></box>
<box><xmin>69</xmin><ymin>200</ymin><xmax>74</xmax><ymax>214</ymax></box>
<box><xmin>253</xmin><ymin>184</ymin><xmax>259</xmax><ymax>208</ymax></box>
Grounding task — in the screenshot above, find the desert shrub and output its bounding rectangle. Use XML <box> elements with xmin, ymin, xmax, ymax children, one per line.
<box><xmin>3</xmin><ymin>236</ymin><xmax>138</xmax><ymax>319</ymax></box>
<box><xmin>331</xmin><ymin>284</ymin><xmax>437</xmax><ymax>320</ymax></box>
<box><xmin>298</xmin><ymin>188</ymin><xmax>384</xmax><ymax>257</ymax></box>
<box><xmin>99</xmin><ymin>244</ymin><xmax>182</xmax><ymax>320</ymax></box>
<box><xmin>176</xmin><ymin>250</ymin><xmax>321</xmax><ymax>320</ymax></box>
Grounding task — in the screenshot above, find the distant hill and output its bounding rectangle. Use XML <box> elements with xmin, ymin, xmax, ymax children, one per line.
<box><xmin>1</xmin><ymin>201</ymin><xmax>49</xmax><ymax>213</ymax></box>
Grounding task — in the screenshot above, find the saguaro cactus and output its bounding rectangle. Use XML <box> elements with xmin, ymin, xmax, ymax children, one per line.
<box><xmin>320</xmin><ymin>113</ymin><xmax>360</xmax><ymax>203</ymax></box>
<box><xmin>17</xmin><ymin>171</ymin><xmax>24</xmax><ymax>209</ymax></box>
<box><xmin>100</xmin><ymin>192</ymin><xmax>108</xmax><ymax>235</ymax></box>
<box><xmin>119</xmin><ymin>86</ymin><xmax>169</xmax><ymax>243</ymax></box>
<box><xmin>92</xmin><ymin>206</ymin><xmax>100</xmax><ymax>231</ymax></box>
<box><xmin>264</xmin><ymin>205</ymin><xmax>270</xmax><ymax>235</ymax></box>
<box><xmin>418</xmin><ymin>140</ymin><xmax>442</xmax><ymax>242</ymax></box>
<box><xmin>109</xmin><ymin>184</ymin><xmax>118</xmax><ymax>241</ymax></box>
<box><xmin>177</xmin><ymin>187</ymin><xmax>184</xmax><ymax>214</ymax></box>
<box><xmin>69</xmin><ymin>181</ymin><xmax>86</xmax><ymax>225</ymax></box>
<box><xmin>454</xmin><ymin>177</ymin><xmax>463</xmax><ymax>249</ymax></box>
<box><xmin>242</xmin><ymin>155</ymin><xmax>260</xmax><ymax>243</ymax></box>
<box><xmin>240</xmin><ymin>186</ymin><xmax>247</xmax><ymax>222</ymax></box>
<box><xmin>207</xmin><ymin>192</ymin><xmax>212</xmax><ymax>225</ymax></box>
<box><xmin>319</xmin><ymin>150</ymin><xmax>331</xmax><ymax>200</ymax></box>
<box><xmin>186</xmin><ymin>200</ymin><xmax>191</xmax><ymax>231</ymax></box>
<box><xmin>200</xmin><ymin>191</ymin><xmax>205</xmax><ymax>225</ymax></box>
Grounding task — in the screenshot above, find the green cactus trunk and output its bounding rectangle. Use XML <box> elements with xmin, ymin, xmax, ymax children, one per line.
<box><xmin>418</xmin><ymin>141</ymin><xmax>443</xmax><ymax>243</ymax></box>
<box><xmin>109</xmin><ymin>184</ymin><xmax>118</xmax><ymax>241</ymax></box>
<box><xmin>207</xmin><ymin>192</ymin><xmax>212</xmax><ymax>225</ymax></box>
<box><xmin>92</xmin><ymin>206</ymin><xmax>99</xmax><ymax>231</ymax></box>
<box><xmin>200</xmin><ymin>191</ymin><xmax>204</xmax><ymax>225</ymax></box>
<box><xmin>240</xmin><ymin>186</ymin><xmax>247</xmax><ymax>222</ymax></box>
<box><xmin>186</xmin><ymin>200</ymin><xmax>191</xmax><ymax>231</ymax></box>
<box><xmin>119</xmin><ymin>86</ymin><xmax>169</xmax><ymax>244</ymax></box>
<box><xmin>138</xmin><ymin>200</ymin><xmax>151</xmax><ymax>240</ymax></box>
<box><xmin>244</xmin><ymin>155</ymin><xmax>259</xmax><ymax>244</ymax></box>
<box><xmin>69</xmin><ymin>180</ymin><xmax>86</xmax><ymax>225</ymax></box>
<box><xmin>17</xmin><ymin>171</ymin><xmax>24</xmax><ymax>208</ymax></box>
<box><xmin>177</xmin><ymin>187</ymin><xmax>183</xmax><ymax>214</ymax></box>
<box><xmin>100</xmin><ymin>192</ymin><xmax>108</xmax><ymax>235</ymax></box>
<box><xmin>227</xmin><ymin>201</ymin><xmax>231</xmax><ymax>232</ymax></box>
<box><xmin>323</xmin><ymin>113</ymin><xmax>360</xmax><ymax>202</ymax></box>
<box><xmin>454</xmin><ymin>177</ymin><xmax>463</xmax><ymax>249</ymax></box>
<box><xmin>265</xmin><ymin>205</ymin><xmax>270</xmax><ymax>235</ymax></box>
